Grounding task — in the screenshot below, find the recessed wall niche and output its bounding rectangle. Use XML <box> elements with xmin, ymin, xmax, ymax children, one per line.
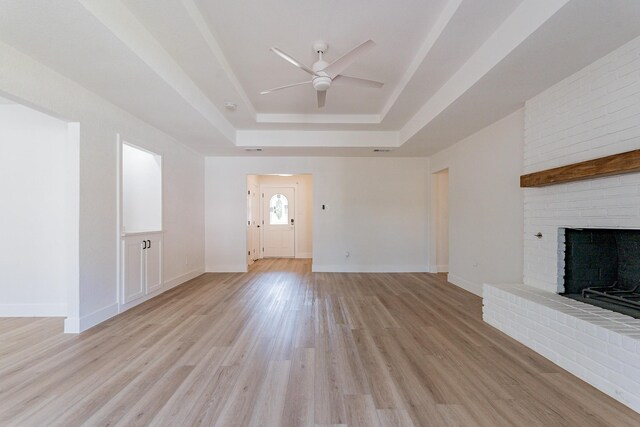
<box><xmin>122</xmin><ymin>143</ymin><xmax>162</xmax><ymax>233</ymax></box>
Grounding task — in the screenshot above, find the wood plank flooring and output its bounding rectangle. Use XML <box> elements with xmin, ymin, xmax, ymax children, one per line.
<box><xmin>1</xmin><ymin>258</ymin><xmax>639</xmax><ymax>426</ymax></box>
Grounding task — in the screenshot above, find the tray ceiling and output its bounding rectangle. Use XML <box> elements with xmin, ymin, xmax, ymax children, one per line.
<box><xmin>1</xmin><ymin>0</ymin><xmax>640</xmax><ymax>156</ymax></box>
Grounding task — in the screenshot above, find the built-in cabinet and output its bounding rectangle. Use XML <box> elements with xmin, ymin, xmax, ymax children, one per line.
<box><xmin>121</xmin><ymin>233</ymin><xmax>163</xmax><ymax>304</ymax></box>
<box><xmin>119</xmin><ymin>140</ymin><xmax>163</xmax><ymax>309</ymax></box>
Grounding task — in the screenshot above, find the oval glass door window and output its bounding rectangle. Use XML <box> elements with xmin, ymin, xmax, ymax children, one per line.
<box><xmin>269</xmin><ymin>194</ymin><xmax>289</xmax><ymax>225</ymax></box>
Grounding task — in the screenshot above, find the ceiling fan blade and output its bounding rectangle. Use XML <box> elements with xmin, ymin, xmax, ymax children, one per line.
<box><xmin>317</xmin><ymin>90</ymin><xmax>326</xmax><ymax>108</ymax></box>
<box><xmin>322</xmin><ymin>40</ymin><xmax>376</xmax><ymax>77</ymax></box>
<box><xmin>260</xmin><ymin>81</ymin><xmax>311</xmax><ymax>95</ymax></box>
<box><xmin>270</xmin><ymin>47</ymin><xmax>316</xmax><ymax>76</ymax></box>
<box><xmin>333</xmin><ymin>75</ymin><xmax>384</xmax><ymax>88</ymax></box>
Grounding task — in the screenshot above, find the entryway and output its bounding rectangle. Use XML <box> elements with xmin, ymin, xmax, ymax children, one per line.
<box><xmin>246</xmin><ymin>174</ymin><xmax>313</xmax><ymax>266</ymax></box>
<box><xmin>433</xmin><ymin>168</ymin><xmax>449</xmax><ymax>274</ymax></box>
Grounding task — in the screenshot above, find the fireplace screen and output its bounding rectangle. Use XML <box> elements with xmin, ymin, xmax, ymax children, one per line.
<box><xmin>562</xmin><ymin>228</ymin><xmax>640</xmax><ymax>319</ymax></box>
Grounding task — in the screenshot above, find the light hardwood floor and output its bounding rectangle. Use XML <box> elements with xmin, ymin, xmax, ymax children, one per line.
<box><xmin>1</xmin><ymin>258</ymin><xmax>639</xmax><ymax>426</ymax></box>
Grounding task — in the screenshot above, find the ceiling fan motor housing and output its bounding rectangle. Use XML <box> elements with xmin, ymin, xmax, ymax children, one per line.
<box><xmin>312</xmin><ymin>74</ymin><xmax>331</xmax><ymax>91</ymax></box>
<box><xmin>312</xmin><ymin>60</ymin><xmax>331</xmax><ymax>91</ymax></box>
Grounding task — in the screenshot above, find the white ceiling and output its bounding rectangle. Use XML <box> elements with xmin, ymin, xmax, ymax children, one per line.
<box><xmin>1</xmin><ymin>0</ymin><xmax>640</xmax><ymax>156</ymax></box>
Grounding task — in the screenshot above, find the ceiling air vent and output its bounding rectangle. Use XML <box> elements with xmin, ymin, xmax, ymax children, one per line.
<box><xmin>373</xmin><ymin>148</ymin><xmax>392</xmax><ymax>153</ymax></box>
<box><xmin>244</xmin><ymin>148</ymin><xmax>263</xmax><ymax>152</ymax></box>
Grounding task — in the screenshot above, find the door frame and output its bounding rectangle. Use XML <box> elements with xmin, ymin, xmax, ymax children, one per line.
<box><xmin>429</xmin><ymin>167</ymin><xmax>449</xmax><ymax>275</ymax></box>
<box><xmin>259</xmin><ymin>184</ymin><xmax>298</xmax><ymax>259</ymax></box>
<box><xmin>246</xmin><ymin>182</ymin><xmax>260</xmax><ymax>266</ymax></box>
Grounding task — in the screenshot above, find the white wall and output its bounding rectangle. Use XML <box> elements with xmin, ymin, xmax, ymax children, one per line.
<box><xmin>206</xmin><ymin>157</ymin><xmax>429</xmax><ymax>272</ymax></box>
<box><xmin>523</xmin><ymin>35</ymin><xmax>640</xmax><ymax>293</ymax></box>
<box><xmin>429</xmin><ymin>110</ymin><xmax>525</xmax><ymax>296</ymax></box>
<box><xmin>122</xmin><ymin>143</ymin><xmax>162</xmax><ymax>233</ymax></box>
<box><xmin>255</xmin><ymin>175</ymin><xmax>313</xmax><ymax>258</ymax></box>
<box><xmin>434</xmin><ymin>170</ymin><xmax>449</xmax><ymax>272</ymax></box>
<box><xmin>0</xmin><ymin>103</ymin><xmax>77</xmax><ymax>316</ymax></box>
<box><xmin>0</xmin><ymin>41</ymin><xmax>205</xmax><ymax>332</ymax></box>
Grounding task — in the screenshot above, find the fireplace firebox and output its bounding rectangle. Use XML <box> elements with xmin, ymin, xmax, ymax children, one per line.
<box><xmin>561</xmin><ymin>228</ymin><xmax>640</xmax><ymax>318</ymax></box>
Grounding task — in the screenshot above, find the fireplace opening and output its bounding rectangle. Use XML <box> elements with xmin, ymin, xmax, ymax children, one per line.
<box><xmin>561</xmin><ymin>228</ymin><xmax>640</xmax><ymax>319</ymax></box>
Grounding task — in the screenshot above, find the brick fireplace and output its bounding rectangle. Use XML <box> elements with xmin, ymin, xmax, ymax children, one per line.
<box><xmin>561</xmin><ymin>228</ymin><xmax>640</xmax><ymax>318</ymax></box>
<box><xmin>484</xmin><ymin>35</ymin><xmax>640</xmax><ymax>413</ymax></box>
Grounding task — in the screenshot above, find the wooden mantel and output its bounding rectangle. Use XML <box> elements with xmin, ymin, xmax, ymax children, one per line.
<box><xmin>520</xmin><ymin>149</ymin><xmax>640</xmax><ymax>188</ymax></box>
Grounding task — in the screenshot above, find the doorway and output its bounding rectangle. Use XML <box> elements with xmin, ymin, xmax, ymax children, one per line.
<box><xmin>247</xmin><ymin>179</ymin><xmax>259</xmax><ymax>264</ymax></box>
<box><xmin>434</xmin><ymin>169</ymin><xmax>449</xmax><ymax>273</ymax></box>
<box><xmin>0</xmin><ymin>95</ymin><xmax>79</xmax><ymax>329</ymax></box>
<box><xmin>246</xmin><ymin>174</ymin><xmax>313</xmax><ymax>265</ymax></box>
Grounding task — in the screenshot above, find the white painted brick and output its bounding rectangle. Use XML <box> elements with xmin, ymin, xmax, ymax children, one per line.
<box><xmin>623</xmin><ymin>364</ymin><xmax>640</xmax><ymax>385</ymax></box>
<box><xmin>483</xmin><ymin>284</ymin><xmax>640</xmax><ymax>414</ymax></box>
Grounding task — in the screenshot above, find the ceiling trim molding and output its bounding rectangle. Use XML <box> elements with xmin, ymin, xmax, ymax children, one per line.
<box><xmin>180</xmin><ymin>0</ymin><xmax>257</xmax><ymax>119</ymax></box>
<box><xmin>255</xmin><ymin>113</ymin><xmax>381</xmax><ymax>124</ymax></box>
<box><xmin>380</xmin><ymin>0</ymin><xmax>463</xmax><ymax>121</ymax></box>
<box><xmin>236</xmin><ymin>130</ymin><xmax>399</xmax><ymax>147</ymax></box>
<box><xmin>399</xmin><ymin>0</ymin><xmax>570</xmax><ymax>145</ymax></box>
<box><xmin>77</xmin><ymin>0</ymin><xmax>236</xmax><ymax>142</ymax></box>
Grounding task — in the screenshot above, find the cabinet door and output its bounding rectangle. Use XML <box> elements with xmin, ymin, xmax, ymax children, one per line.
<box><xmin>123</xmin><ymin>239</ymin><xmax>145</xmax><ymax>304</ymax></box>
<box><xmin>145</xmin><ymin>235</ymin><xmax>162</xmax><ymax>294</ymax></box>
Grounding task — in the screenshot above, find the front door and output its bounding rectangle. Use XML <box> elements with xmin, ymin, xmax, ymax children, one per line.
<box><xmin>262</xmin><ymin>187</ymin><xmax>295</xmax><ymax>257</ymax></box>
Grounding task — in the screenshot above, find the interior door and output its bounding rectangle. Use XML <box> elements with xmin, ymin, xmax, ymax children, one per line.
<box><xmin>247</xmin><ymin>188</ymin><xmax>253</xmax><ymax>265</ymax></box>
<box><xmin>251</xmin><ymin>183</ymin><xmax>260</xmax><ymax>261</ymax></box>
<box><xmin>262</xmin><ymin>187</ymin><xmax>295</xmax><ymax>258</ymax></box>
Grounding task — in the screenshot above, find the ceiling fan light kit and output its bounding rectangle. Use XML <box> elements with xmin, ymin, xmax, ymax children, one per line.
<box><xmin>261</xmin><ymin>39</ymin><xmax>384</xmax><ymax>108</ymax></box>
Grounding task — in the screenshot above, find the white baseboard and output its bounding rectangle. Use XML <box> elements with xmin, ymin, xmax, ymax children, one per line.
<box><xmin>296</xmin><ymin>252</ymin><xmax>312</xmax><ymax>259</ymax></box>
<box><xmin>164</xmin><ymin>268</ymin><xmax>204</xmax><ymax>290</ymax></box>
<box><xmin>0</xmin><ymin>303</ymin><xmax>66</xmax><ymax>317</ymax></box>
<box><xmin>64</xmin><ymin>303</ymin><xmax>118</xmax><ymax>334</ymax></box>
<box><xmin>119</xmin><ymin>268</ymin><xmax>206</xmax><ymax>313</ymax></box>
<box><xmin>448</xmin><ymin>274</ymin><xmax>483</xmax><ymax>296</ymax></box>
<box><xmin>206</xmin><ymin>265</ymin><xmax>247</xmax><ymax>272</ymax></box>
<box><xmin>312</xmin><ymin>264</ymin><xmax>429</xmax><ymax>273</ymax></box>
<box><xmin>64</xmin><ymin>268</ymin><xmax>205</xmax><ymax>334</ymax></box>
<box><xmin>437</xmin><ymin>264</ymin><xmax>449</xmax><ymax>273</ymax></box>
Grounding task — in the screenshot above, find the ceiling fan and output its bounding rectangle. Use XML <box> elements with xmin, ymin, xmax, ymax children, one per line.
<box><xmin>260</xmin><ymin>40</ymin><xmax>384</xmax><ymax>108</ymax></box>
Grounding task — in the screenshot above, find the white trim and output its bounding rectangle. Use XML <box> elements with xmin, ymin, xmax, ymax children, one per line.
<box><xmin>448</xmin><ymin>274</ymin><xmax>482</xmax><ymax>296</ymax></box>
<box><xmin>65</xmin><ymin>122</ymin><xmax>80</xmax><ymax>325</ymax></box>
<box><xmin>181</xmin><ymin>0</ymin><xmax>257</xmax><ymax>119</ymax></box>
<box><xmin>312</xmin><ymin>264</ymin><xmax>429</xmax><ymax>273</ymax></box>
<box><xmin>121</xmin><ymin>230</ymin><xmax>163</xmax><ymax>237</ymax></box>
<box><xmin>118</xmin><ymin>280</ymin><xmax>164</xmax><ymax>312</ymax></box>
<box><xmin>64</xmin><ymin>303</ymin><xmax>119</xmax><ymax>334</ymax></box>
<box><xmin>236</xmin><ymin>130</ymin><xmax>398</xmax><ymax>148</ymax></box>
<box><xmin>206</xmin><ymin>265</ymin><xmax>247</xmax><ymax>273</ymax></box>
<box><xmin>437</xmin><ymin>264</ymin><xmax>449</xmax><ymax>273</ymax></box>
<box><xmin>380</xmin><ymin>0</ymin><xmax>463</xmax><ymax>119</ymax></box>
<box><xmin>0</xmin><ymin>304</ymin><xmax>67</xmax><ymax>317</ymax></box>
<box><xmin>296</xmin><ymin>252</ymin><xmax>312</xmax><ymax>259</ymax></box>
<box><xmin>163</xmin><ymin>268</ymin><xmax>204</xmax><ymax>290</ymax></box>
<box><xmin>119</xmin><ymin>268</ymin><xmax>203</xmax><ymax>314</ymax></box>
<box><xmin>256</xmin><ymin>113</ymin><xmax>380</xmax><ymax>124</ymax></box>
